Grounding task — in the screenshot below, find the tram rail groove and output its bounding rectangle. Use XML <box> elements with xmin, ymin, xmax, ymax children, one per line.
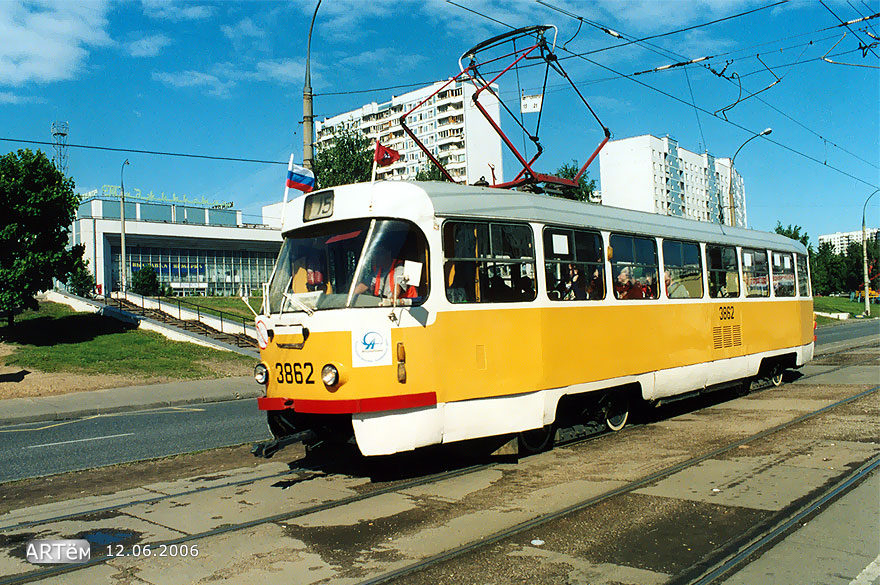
<box><xmin>349</xmin><ymin>383</ymin><xmax>879</xmax><ymax>585</ymax></box>
<box><xmin>0</xmin><ymin>461</ymin><xmax>490</xmax><ymax>585</ymax></box>
<box><xmin>681</xmin><ymin>454</ymin><xmax>880</xmax><ymax>585</ymax></box>
<box><xmin>1</xmin><ymin>347</ymin><xmax>875</xmax><ymax>584</ymax></box>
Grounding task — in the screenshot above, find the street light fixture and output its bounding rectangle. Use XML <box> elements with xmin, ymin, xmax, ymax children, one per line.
<box><xmin>862</xmin><ymin>188</ymin><xmax>878</xmax><ymax>317</ymax></box>
<box><xmin>726</xmin><ymin>128</ymin><xmax>772</xmax><ymax>227</ymax></box>
<box><xmin>120</xmin><ymin>159</ymin><xmax>130</xmax><ymax>294</ymax></box>
<box><xmin>302</xmin><ymin>0</ymin><xmax>322</xmax><ymax>171</ymax></box>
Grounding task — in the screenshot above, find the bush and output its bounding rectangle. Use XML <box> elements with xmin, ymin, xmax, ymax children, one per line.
<box><xmin>130</xmin><ymin>268</ymin><xmax>160</xmax><ymax>296</ymax></box>
<box><xmin>67</xmin><ymin>258</ymin><xmax>95</xmax><ymax>298</ymax></box>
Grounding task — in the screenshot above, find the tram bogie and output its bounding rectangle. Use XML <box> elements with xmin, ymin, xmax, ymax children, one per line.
<box><xmin>252</xmin><ymin>181</ymin><xmax>813</xmax><ymax>458</ymax></box>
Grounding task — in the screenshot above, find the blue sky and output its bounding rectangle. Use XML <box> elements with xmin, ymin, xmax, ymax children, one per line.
<box><xmin>1</xmin><ymin>0</ymin><xmax>878</xmax><ymax>243</ymax></box>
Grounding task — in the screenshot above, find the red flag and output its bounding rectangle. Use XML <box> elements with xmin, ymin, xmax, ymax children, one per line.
<box><xmin>374</xmin><ymin>142</ymin><xmax>401</xmax><ymax>167</ymax></box>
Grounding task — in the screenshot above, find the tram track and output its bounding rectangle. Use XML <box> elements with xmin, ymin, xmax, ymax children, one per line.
<box><xmin>681</xmin><ymin>455</ymin><xmax>880</xmax><ymax>585</ymax></box>
<box><xmin>1</xmin><ymin>345</ymin><xmax>875</xmax><ymax>584</ymax></box>
<box><xmin>346</xmin><ymin>383</ymin><xmax>879</xmax><ymax>585</ymax></box>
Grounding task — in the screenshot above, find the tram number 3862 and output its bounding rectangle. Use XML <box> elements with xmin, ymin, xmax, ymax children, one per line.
<box><xmin>719</xmin><ymin>305</ymin><xmax>736</xmax><ymax>320</ymax></box>
<box><xmin>275</xmin><ymin>362</ymin><xmax>315</xmax><ymax>385</ymax></box>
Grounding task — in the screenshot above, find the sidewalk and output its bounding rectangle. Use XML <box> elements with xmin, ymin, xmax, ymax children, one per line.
<box><xmin>0</xmin><ymin>376</ymin><xmax>261</xmax><ymax>427</ymax></box>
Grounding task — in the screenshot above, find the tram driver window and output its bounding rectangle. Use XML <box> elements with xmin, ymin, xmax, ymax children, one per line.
<box><xmin>707</xmin><ymin>244</ymin><xmax>740</xmax><ymax>298</ymax></box>
<box><xmin>443</xmin><ymin>220</ymin><xmax>536</xmax><ymax>303</ymax></box>
<box><xmin>771</xmin><ymin>252</ymin><xmax>796</xmax><ymax>297</ymax></box>
<box><xmin>609</xmin><ymin>234</ymin><xmax>659</xmax><ymax>300</ymax></box>
<box><xmin>662</xmin><ymin>239</ymin><xmax>703</xmax><ymax>299</ymax></box>
<box><xmin>742</xmin><ymin>248</ymin><xmax>770</xmax><ymax>297</ymax></box>
<box><xmin>543</xmin><ymin>227</ymin><xmax>605</xmax><ymax>301</ymax></box>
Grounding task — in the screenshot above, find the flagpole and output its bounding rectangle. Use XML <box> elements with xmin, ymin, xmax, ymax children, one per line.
<box><xmin>281</xmin><ymin>154</ymin><xmax>294</xmax><ymax>232</ymax></box>
<box><xmin>369</xmin><ymin>140</ymin><xmax>379</xmax><ymax>211</ymax></box>
<box><xmin>370</xmin><ymin>140</ymin><xmax>379</xmax><ymax>184</ymax></box>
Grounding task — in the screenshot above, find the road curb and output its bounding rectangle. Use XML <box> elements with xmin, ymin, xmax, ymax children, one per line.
<box><xmin>0</xmin><ymin>389</ymin><xmax>264</xmax><ymax>427</ymax></box>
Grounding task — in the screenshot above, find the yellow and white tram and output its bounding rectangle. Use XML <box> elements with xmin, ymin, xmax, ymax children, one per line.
<box><xmin>252</xmin><ymin>180</ymin><xmax>813</xmax><ymax>457</ymax></box>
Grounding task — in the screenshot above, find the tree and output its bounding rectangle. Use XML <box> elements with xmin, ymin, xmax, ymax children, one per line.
<box><xmin>67</xmin><ymin>257</ymin><xmax>95</xmax><ymax>298</ymax></box>
<box><xmin>130</xmin><ymin>267</ymin><xmax>160</xmax><ymax>296</ymax></box>
<box><xmin>312</xmin><ymin>127</ymin><xmax>373</xmax><ymax>189</ymax></box>
<box><xmin>0</xmin><ymin>149</ymin><xmax>83</xmax><ymax>328</ymax></box>
<box><xmin>415</xmin><ymin>164</ymin><xmax>444</xmax><ymax>181</ymax></box>
<box><xmin>554</xmin><ymin>160</ymin><xmax>597</xmax><ymax>202</ymax></box>
<box><xmin>773</xmin><ymin>222</ymin><xmax>811</xmax><ymax>249</ymax></box>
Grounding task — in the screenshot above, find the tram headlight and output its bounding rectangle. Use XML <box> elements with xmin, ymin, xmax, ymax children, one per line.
<box><xmin>321</xmin><ymin>364</ymin><xmax>339</xmax><ymax>386</ymax></box>
<box><xmin>254</xmin><ymin>363</ymin><xmax>269</xmax><ymax>385</ymax></box>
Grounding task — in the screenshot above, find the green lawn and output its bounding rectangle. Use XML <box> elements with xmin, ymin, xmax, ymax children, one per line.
<box><xmin>2</xmin><ymin>302</ymin><xmax>254</xmax><ymax>378</ymax></box>
<box><xmin>813</xmin><ymin>296</ymin><xmax>878</xmax><ymax>318</ymax></box>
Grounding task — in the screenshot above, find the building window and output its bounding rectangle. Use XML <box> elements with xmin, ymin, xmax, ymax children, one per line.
<box><xmin>443</xmin><ymin>221</ymin><xmax>535</xmax><ymax>303</ymax></box>
<box><xmin>543</xmin><ymin>227</ymin><xmax>605</xmax><ymax>301</ymax></box>
<box><xmin>707</xmin><ymin>244</ymin><xmax>739</xmax><ymax>298</ymax></box>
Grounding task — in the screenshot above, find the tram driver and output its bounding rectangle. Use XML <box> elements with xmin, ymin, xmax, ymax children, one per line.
<box><xmin>354</xmin><ymin>247</ymin><xmax>417</xmax><ymax>300</ymax></box>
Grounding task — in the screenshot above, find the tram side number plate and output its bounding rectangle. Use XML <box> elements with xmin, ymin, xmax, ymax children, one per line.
<box><xmin>719</xmin><ymin>305</ymin><xmax>735</xmax><ymax>320</ymax></box>
<box><xmin>275</xmin><ymin>362</ymin><xmax>315</xmax><ymax>385</ymax></box>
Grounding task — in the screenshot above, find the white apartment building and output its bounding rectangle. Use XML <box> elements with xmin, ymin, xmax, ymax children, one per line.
<box><xmin>818</xmin><ymin>228</ymin><xmax>880</xmax><ymax>255</ymax></box>
<box><xmin>314</xmin><ymin>80</ymin><xmax>503</xmax><ymax>184</ymax></box>
<box><xmin>599</xmin><ymin>135</ymin><xmax>747</xmax><ymax>227</ymax></box>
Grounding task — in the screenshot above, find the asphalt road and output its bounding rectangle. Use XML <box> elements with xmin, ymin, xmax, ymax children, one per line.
<box><xmin>0</xmin><ymin>400</ymin><xmax>269</xmax><ymax>483</ymax></box>
<box><xmin>1</xmin><ymin>319</ymin><xmax>876</xmax><ymax>484</ymax></box>
<box><xmin>816</xmin><ymin>317</ymin><xmax>879</xmax><ymax>345</ymax></box>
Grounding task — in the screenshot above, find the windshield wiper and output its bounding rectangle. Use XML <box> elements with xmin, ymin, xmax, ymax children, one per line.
<box><xmin>282</xmin><ymin>292</ymin><xmax>315</xmax><ymax>316</ymax></box>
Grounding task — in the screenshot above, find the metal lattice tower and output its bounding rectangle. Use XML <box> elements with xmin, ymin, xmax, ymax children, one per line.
<box><xmin>51</xmin><ymin>121</ymin><xmax>69</xmax><ymax>175</ymax></box>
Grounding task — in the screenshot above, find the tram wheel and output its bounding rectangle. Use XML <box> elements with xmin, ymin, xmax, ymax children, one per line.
<box><xmin>769</xmin><ymin>364</ymin><xmax>784</xmax><ymax>387</ymax></box>
<box><xmin>604</xmin><ymin>394</ymin><xmax>630</xmax><ymax>432</ymax></box>
<box><xmin>517</xmin><ymin>424</ymin><xmax>555</xmax><ymax>454</ymax></box>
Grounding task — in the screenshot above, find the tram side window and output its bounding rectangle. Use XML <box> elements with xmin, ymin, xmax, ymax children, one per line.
<box><xmin>443</xmin><ymin>221</ymin><xmax>536</xmax><ymax>303</ymax></box>
<box><xmin>742</xmin><ymin>248</ymin><xmax>770</xmax><ymax>297</ymax></box>
<box><xmin>707</xmin><ymin>244</ymin><xmax>740</xmax><ymax>298</ymax></box>
<box><xmin>771</xmin><ymin>251</ymin><xmax>795</xmax><ymax>297</ymax></box>
<box><xmin>796</xmin><ymin>254</ymin><xmax>811</xmax><ymax>297</ymax></box>
<box><xmin>543</xmin><ymin>227</ymin><xmax>605</xmax><ymax>301</ymax></box>
<box><xmin>662</xmin><ymin>240</ymin><xmax>703</xmax><ymax>299</ymax></box>
<box><xmin>609</xmin><ymin>234</ymin><xmax>659</xmax><ymax>300</ymax></box>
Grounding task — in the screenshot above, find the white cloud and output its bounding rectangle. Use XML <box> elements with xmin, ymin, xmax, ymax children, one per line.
<box><xmin>221</xmin><ymin>17</ymin><xmax>264</xmax><ymax>42</ymax></box>
<box><xmin>0</xmin><ymin>1</ymin><xmax>112</xmax><ymax>86</ymax></box>
<box><xmin>0</xmin><ymin>90</ymin><xmax>45</xmax><ymax>104</ymax></box>
<box><xmin>141</xmin><ymin>0</ymin><xmax>214</xmax><ymax>22</ymax></box>
<box><xmin>153</xmin><ymin>58</ymin><xmax>310</xmax><ymax>98</ymax></box>
<box><xmin>152</xmin><ymin>70</ymin><xmax>234</xmax><ymax>98</ymax></box>
<box><xmin>251</xmin><ymin>59</ymin><xmax>306</xmax><ymax>84</ymax></box>
<box><xmin>126</xmin><ymin>33</ymin><xmax>172</xmax><ymax>58</ymax></box>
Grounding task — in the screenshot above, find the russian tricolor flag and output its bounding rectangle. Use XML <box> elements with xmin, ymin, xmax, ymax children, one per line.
<box><xmin>286</xmin><ymin>164</ymin><xmax>315</xmax><ymax>193</ymax></box>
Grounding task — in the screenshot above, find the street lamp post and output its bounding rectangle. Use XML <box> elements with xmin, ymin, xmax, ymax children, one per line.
<box><xmin>302</xmin><ymin>0</ymin><xmax>322</xmax><ymax>171</ymax></box>
<box><xmin>726</xmin><ymin>128</ymin><xmax>772</xmax><ymax>227</ymax></box>
<box><xmin>862</xmin><ymin>189</ymin><xmax>879</xmax><ymax>317</ymax></box>
<box><xmin>120</xmin><ymin>159</ymin><xmax>130</xmax><ymax>294</ymax></box>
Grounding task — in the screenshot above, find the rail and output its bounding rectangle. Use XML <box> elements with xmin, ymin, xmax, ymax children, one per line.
<box><xmin>111</xmin><ymin>291</ymin><xmax>256</xmax><ymax>341</ymax></box>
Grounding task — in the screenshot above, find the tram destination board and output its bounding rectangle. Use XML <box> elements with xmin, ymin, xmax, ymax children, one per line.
<box><xmin>303</xmin><ymin>190</ymin><xmax>333</xmax><ymax>222</ymax></box>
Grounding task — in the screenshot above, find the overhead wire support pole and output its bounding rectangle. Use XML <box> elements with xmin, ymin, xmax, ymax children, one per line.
<box><xmin>302</xmin><ymin>0</ymin><xmax>322</xmax><ymax>171</ymax></box>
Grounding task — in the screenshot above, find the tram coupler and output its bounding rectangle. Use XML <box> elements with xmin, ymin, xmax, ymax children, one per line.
<box><xmin>251</xmin><ymin>430</ymin><xmax>317</xmax><ymax>459</ymax></box>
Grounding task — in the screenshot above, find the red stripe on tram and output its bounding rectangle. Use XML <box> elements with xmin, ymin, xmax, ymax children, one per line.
<box><xmin>259</xmin><ymin>393</ymin><xmax>437</xmax><ymax>414</ymax></box>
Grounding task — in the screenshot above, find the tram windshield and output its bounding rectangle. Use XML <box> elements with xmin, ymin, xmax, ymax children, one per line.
<box><xmin>266</xmin><ymin>218</ymin><xmax>429</xmax><ymax>314</ymax></box>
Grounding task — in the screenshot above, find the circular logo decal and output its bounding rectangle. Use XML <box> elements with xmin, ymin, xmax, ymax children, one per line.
<box><xmin>355</xmin><ymin>331</ymin><xmax>389</xmax><ymax>363</ymax></box>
